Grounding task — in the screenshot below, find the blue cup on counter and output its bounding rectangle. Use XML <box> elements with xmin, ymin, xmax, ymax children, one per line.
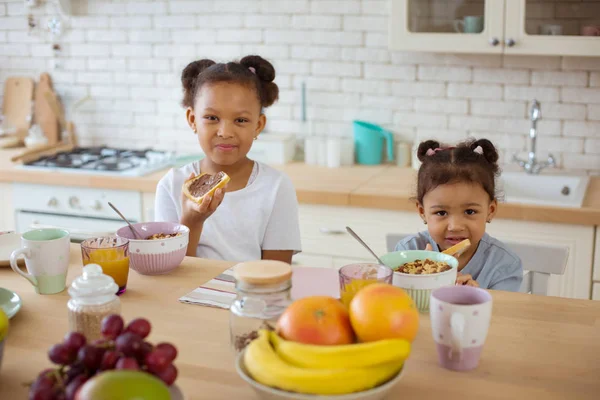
<box><xmin>353</xmin><ymin>120</ymin><xmax>395</xmax><ymax>165</ymax></box>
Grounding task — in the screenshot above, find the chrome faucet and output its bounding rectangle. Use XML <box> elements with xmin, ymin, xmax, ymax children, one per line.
<box><xmin>513</xmin><ymin>99</ymin><xmax>556</xmax><ymax>174</ymax></box>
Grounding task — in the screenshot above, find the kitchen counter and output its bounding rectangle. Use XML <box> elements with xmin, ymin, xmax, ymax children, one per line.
<box><xmin>1</xmin><ymin>148</ymin><xmax>600</xmax><ymax>225</ymax></box>
<box><xmin>1</xmin><ymin>244</ymin><xmax>599</xmax><ymax>399</ymax></box>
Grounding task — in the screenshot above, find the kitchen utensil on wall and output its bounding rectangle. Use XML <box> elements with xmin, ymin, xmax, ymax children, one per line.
<box><xmin>453</xmin><ymin>16</ymin><xmax>484</xmax><ymax>34</ymax></box>
<box><xmin>1</xmin><ymin>77</ymin><xmax>34</xmax><ymax>146</ymax></box>
<box><xmin>353</xmin><ymin>120</ymin><xmax>394</xmax><ymax>165</ymax></box>
<box><xmin>34</xmin><ymin>73</ymin><xmax>60</xmax><ymax>145</ymax></box>
<box><xmin>44</xmin><ymin>90</ymin><xmax>78</xmax><ymax>146</ymax></box>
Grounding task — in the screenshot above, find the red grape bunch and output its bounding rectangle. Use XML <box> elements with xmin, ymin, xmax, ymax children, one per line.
<box><xmin>29</xmin><ymin>314</ymin><xmax>178</xmax><ymax>400</ymax></box>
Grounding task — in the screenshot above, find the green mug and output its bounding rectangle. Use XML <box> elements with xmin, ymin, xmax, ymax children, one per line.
<box><xmin>10</xmin><ymin>229</ymin><xmax>70</xmax><ymax>295</ymax></box>
<box><xmin>454</xmin><ymin>16</ymin><xmax>484</xmax><ymax>34</ymax></box>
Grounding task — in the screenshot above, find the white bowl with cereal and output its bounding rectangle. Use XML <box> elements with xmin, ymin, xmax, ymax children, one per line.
<box><xmin>380</xmin><ymin>250</ymin><xmax>458</xmax><ymax>313</ymax></box>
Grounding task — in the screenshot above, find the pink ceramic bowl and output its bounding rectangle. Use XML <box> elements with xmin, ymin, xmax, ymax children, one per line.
<box><xmin>116</xmin><ymin>222</ymin><xmax>189</xmax><ymax>275</ymax></box>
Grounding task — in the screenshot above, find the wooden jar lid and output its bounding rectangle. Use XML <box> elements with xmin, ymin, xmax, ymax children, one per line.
<box><xmin>233</xmin><ymin>260</ymin><xmax>292</xmax><ymax>285</ymax></box>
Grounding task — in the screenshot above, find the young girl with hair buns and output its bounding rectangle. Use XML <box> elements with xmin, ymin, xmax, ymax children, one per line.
<box><xmin>395</xmin><ymin>138</ymin><xmax>523</xmax><ymax>291</ymax></box>
<box><xmin>154</xmin><ymin>55</ymin><xmax>301</xmax><ymax>263</ymax></box>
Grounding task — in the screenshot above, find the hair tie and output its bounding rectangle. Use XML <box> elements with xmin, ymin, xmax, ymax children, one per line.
<box><xmin>426</xmin><ymin>146</ymin><xmax>455</xmax><ymax>156</ymax></box>
<box><xmin>248</xmin><ymin>66</ymin><xmax>256</xmax><ymax>74</ymax></box>
<box><xmin>473</xmin><ymin>146</ymin><xmax>483</xmax><ymax>155</ymax></box>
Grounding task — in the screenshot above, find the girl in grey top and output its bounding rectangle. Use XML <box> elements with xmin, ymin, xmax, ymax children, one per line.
<box><xmin>395</xmin><ymin>139</ymin><xmax>523</xmax><ymax>292</ymax></box>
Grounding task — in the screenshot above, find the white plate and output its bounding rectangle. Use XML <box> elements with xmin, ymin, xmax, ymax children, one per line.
<box><xmin>0</xmin><ymin>231</ymin><xmax>22</xmax><ymax>268</ymax></box>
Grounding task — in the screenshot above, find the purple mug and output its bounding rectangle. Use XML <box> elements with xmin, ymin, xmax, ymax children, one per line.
<box><xmin>430</xmin><ymin>286</ymin><xmax>492</xmax><ymax>371</ymax></box>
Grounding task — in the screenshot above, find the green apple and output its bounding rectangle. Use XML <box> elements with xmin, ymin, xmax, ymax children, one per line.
<box><xmin>75</xmin><ymin>370</ymin><xmax>171</xmax><ymax>400</ymax></box>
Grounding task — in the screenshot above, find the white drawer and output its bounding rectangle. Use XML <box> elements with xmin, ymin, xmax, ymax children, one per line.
<box><xmin>298</xmin><ymin>204</ymin><xmax>422</xmax><ymax>259</ymax></box>
<box><xmin>593</xmin><ymin>283</ymin><xmax>600</xmax><ymax>301</ymax></box>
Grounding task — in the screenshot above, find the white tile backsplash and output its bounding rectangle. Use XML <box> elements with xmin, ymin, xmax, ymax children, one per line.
<box><xmin>1</xmin><ymin>0</ymin><xmax>599</xmax><ymax>173</ymax></box>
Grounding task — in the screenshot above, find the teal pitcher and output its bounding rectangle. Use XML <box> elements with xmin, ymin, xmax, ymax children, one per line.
<box><xmin>353</xmin><ymin>120</ymin><xmax>394</xmax><ymax>165</ymax></box>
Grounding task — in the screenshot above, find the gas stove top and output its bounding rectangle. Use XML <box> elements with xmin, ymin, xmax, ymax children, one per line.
<box><xmin>20</xmin><ymin>147</ymin><xmax>175</xmax><ymax>177</ymax></box>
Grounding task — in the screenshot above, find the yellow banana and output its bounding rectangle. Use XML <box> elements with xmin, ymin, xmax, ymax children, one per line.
<box><xmin>269</xmin><ymin>331</ymin><xmax>411</xmax><ymax>369</ymax></box>
<box><xmin>244</xmin><ymin>330</ymin><xmax>403</xmax><ymax>395</ymax></box>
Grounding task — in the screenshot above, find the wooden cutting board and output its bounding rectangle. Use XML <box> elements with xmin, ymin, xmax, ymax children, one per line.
<box><xmin>34</xmin><ymin>73</ymin><xmax>60</xmax><ymax>145</ymax></box>
<box><xmin>2</xmin><ymin>77</ymin><xmax>34</xmax><ymax>141</ymax></box>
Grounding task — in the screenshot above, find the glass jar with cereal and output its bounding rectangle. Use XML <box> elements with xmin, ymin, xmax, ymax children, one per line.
<box><xmin>67</xmin><ymin>264</ymin><xmax>121</xmax><ymax>341</ymax></box>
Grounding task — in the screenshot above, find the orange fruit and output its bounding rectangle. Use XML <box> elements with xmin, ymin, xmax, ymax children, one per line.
<box><xmin>276</xmin><ymin>296</ymin><xmax>355</xmax><ymax>345</ymax></box>
<box><xmin>349</xmin><ymin>283</ymin><xmax>419</xmax><ymax>343</ymax></box>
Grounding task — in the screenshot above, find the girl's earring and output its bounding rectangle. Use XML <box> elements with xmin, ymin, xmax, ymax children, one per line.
<box><xmin>254</xmin><ymin>136</ymin><xmax>258</xmax><ymax>141</ymax></box>
<box><xmin>422</xmin><ymin>220</ymin><xmax>427</xmax><ymax>225</ymax></box>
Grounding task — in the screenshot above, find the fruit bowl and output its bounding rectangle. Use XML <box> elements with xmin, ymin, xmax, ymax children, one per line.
<box><xmin>116</xmin><ymin>222</ymin><xmax>189</xmax><ymax>275</ymax></box>
<box><xmin>380</xmin><ymin>250</ymin><xmax>458</xmax><ymax>313</ymax></box>
<box><xmin>235</xmin><ymin>348</ymin><xmax>405</xmax><ymax>400</ymax></box>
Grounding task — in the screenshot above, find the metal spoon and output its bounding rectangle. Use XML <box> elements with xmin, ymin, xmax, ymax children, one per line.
<box><xmin>108</xmin><ymin>202</ymin><xmax>143</xmax><ymax>239</ymax></box>
<box><xmin>345</xmin><ymin>226</ymin><xmax>387</xmax><ymax>267</ymax></box>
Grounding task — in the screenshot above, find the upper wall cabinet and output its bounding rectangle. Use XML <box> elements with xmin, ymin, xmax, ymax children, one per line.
<box><xmin>389</xmin><ymin>0</ymin><xmax>600</xmax><ymax>57</ymax></box>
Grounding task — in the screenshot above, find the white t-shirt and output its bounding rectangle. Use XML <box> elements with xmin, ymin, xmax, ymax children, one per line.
<box><xmin>154</xmin><ymin>161</ymin><xmax>302</xmax><ymax>262</ymax></box>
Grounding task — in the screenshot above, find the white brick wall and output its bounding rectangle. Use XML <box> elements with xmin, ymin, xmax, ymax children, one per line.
<box><xmin>1</xmin><ymin>0</ymin><xmax>599</xmax><ymax>173</ymax></box>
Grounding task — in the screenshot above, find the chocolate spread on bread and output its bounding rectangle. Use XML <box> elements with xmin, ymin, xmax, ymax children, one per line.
<box><xmin>188</xmin><ymin>172</ymin><xmax>226</xmax><ymax>198</ymax></box>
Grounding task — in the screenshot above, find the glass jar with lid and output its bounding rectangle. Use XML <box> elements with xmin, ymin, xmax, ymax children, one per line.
<box><xmin>229</xmin><ymin>260</ymin><xmax>292</xmax><ymax>353</ymax></box>
<box><xmin>67</xmin><ymin>264</ymin><xmax>121</xmax><ymax>341</ymax></box>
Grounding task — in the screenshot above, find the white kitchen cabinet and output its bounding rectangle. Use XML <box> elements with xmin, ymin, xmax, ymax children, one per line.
<box><xmin>390</xmin><ymin>0</ymin><xmax>505</xmax><ymax>54</ymax></box>
<box><xmin>390</xmin><ymin>0</ymin><xmax>600</xmax><ymax>57</ymax></box>
<box><xmin>504</xmin><ymin>0</ymin><xmax>600</xmax><ymax>56</ymax></box>
<box><xmin>593</xmin><ymin>283</ymin><xmax>600</xmax><ymax>300</ymax></box>
<box><xmin>297</xmin><ymin>204</ymin><xmax>595</xmax><ymax>300</ymax></box>
<box><xmin>0</xmin><ymin>183</ymin><xmax>15</xmax><ymax>231</ymax></box>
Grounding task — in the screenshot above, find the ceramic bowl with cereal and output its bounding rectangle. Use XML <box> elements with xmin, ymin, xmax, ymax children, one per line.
<box><xmin>116</xmin><ymin>222</ymin><xmax>189</xmax><ymax>275</ymax></box>
<box><xmin>380</xmin><ymin>250</ymin><xmax>458</xmax><ymax>313</ymax></box>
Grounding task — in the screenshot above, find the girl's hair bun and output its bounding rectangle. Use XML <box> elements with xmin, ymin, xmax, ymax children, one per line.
<box><xmin>470</xmin><ymin>138</ymin><xmax>499</xmax><ymax>166</ymax></box>
<box><xmin>240</xmin><ymin>55</ymin><xmax>275</xmax><ymax>82</ymax></box>
<box><xmin>417</xmin><ymin>140</ymin><xmax>441</xmax><ymax>162</ymax></box>
<box><xmin>240</xmin><ymin>55</ymin><xmax>279</xmax><ymax>107</ymax></box>
<box><xmin>181</xmin><ymin>59</ymin><xmax>216</xmax><ymax>107</ymax></box>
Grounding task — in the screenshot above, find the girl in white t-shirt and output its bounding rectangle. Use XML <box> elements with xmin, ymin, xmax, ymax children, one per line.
<box><xmin>154</xmin><ymin>55</ymin><xmax>301</xmax><ymax>263</ymax></box>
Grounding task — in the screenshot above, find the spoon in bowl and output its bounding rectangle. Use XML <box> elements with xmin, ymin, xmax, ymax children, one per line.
<box><xmin>108</xmin><ymin>202</ymin><xmax>143</xmax><ymax>240</ymax></box>
<box><xmin>345</xmin><ymin>226</ymin><xmax>388</xmax><ymax>267</ymax></box>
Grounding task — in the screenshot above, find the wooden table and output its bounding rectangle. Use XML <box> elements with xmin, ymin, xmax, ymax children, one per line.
<box><xmin>1</xmin><ymin>245</ymin><xmax>600</xmax><ymax>399</ymax></box>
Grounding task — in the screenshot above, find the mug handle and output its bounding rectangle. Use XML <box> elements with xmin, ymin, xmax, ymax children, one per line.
<box><xmin>453</xmin><ymin>20</ymin><xmax>464</xmax><ymax>33</ymax></box>
<box><xmin>10</xmin><ymin>247</ymin><xmax>38</xmax><ymax>287</ymax></box>
<box><xmin>449</xmin><ymin>312</ymin><xmax>465</xmax><ymax>360</ymax></box>
<box><xmin>381</xmin><ymin>130</ymin><xmax>395</xmax><ymax>162</ymax></box>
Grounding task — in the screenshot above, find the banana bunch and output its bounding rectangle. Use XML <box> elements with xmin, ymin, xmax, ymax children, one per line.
<box><xmin>270</xmin><ymin>331</ymin><xmax>411</xmax><ymax>369</ymax></box>
<box><xmin>243</xmin><ymin>330</ymin><xmax>409</xmax><ymax>396</ymax></box>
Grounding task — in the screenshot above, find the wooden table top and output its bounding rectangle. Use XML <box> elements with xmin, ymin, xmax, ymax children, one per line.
<box><xmin>1</xmin><ymin>245</ymin><xmax>600</xmax><ymax>399</ymax></box>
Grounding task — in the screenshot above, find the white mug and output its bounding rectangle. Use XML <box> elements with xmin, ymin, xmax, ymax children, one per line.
<box><xmin>540</xmin><ymin>24</ymin><xmax>563</xmax><ymax>36</ymax></box>
<box><xmin>430</xmin><ymin>286</ymin><xmax>492</xmax><ymax>371</ymax></box>
<box><xmin>10</xmin><ymin>229</ymin><xmax>70</xmax><ymax>295</ymax></box>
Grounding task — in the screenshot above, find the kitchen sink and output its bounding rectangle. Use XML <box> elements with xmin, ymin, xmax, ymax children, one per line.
<box><xmin>499</xmin><ymin>172</ymin><xmax>590</xmax><ymax>208</ymax></box>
